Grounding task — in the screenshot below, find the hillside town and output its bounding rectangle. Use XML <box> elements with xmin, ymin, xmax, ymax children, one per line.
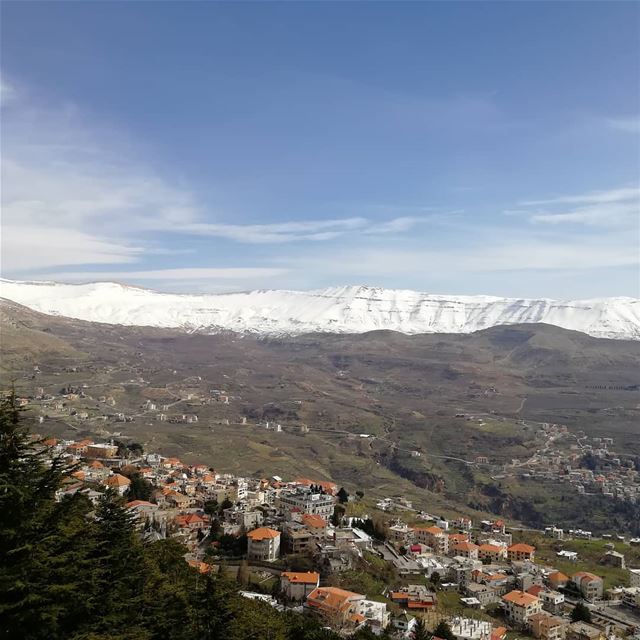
<box><xmin>15</xmin><ymin>371</ymin><xmax>640</xmax><ymax>517</ymax></box>
<box><xmin>41</xmin><ymin>434</ymin><xmax>640</xmax><ymax>639</ymax></box>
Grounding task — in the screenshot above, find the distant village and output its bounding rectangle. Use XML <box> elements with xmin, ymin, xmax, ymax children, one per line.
<box><xmin>36</xmin><ymin>430</ymin><xmax>640</xmax><ymax>640</ymax></box>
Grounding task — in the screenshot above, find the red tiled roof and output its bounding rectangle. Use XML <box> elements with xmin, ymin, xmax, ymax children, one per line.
<box><xmin>247</xmin><ymin>527</ymin><xmax>280</xmax><ymax>540</ymax></box>
<box><xmin>508</xmin><ymin>543</ymin><xmax>535</xmax><ymax>553</ymax></box>
<box><xmin>503</xmin><ymin>590</ymin><xmax>539</xmax><ymax>606</ymax></box>
<box><xmin>282</xmin><ymin>571</ymin><xmax>320</xmax><ymax>584</ymax></box>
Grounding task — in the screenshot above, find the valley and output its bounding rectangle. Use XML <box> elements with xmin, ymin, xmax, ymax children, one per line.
<box><xmin>1</xmin><ymin>299</ymin><xmax>639</xmax><ymax>533</ymax></box>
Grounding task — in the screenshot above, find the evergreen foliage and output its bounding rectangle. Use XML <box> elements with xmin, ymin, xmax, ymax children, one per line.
<box><xmin>571</xmin><ymin>602</ymin><xmax>593</xmax><ymax>623</ymax></box>
<box><xmin>412</xmin><ymin>617</ymin><xmax>430</xmax><ymax>640</ymax></box>
<box><xmin>433</xmin><ymin>620</ymin><xmax>456</xmax><ymax>640</ymax></box>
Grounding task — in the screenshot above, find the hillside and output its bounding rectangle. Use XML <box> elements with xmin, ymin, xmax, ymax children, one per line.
<box><xmin>1</xmin><ymin>300</ymin><xmax>639</xmax><ymax>532</ymax></box>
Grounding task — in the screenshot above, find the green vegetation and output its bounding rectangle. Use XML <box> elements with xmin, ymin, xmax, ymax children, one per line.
<box><xmin>433</xmin><ymin>620</ymin><xmax>456</xmax><ymax>640</ymax></box>
<box><xmin>571</xmin><ymin>602</ymin><xmax>592</xmax><ymax>624</ymax></box>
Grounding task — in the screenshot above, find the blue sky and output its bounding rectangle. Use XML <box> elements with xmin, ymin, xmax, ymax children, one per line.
<box><xmin>1</xmin><ymin>1</ymin><xmax>639</xmax><ymax>298</ymax></box>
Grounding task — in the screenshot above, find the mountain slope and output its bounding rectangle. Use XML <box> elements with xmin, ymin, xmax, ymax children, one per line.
<box><xmin>1</xmin><ymin>279</ymin><xmax>639</xmax><ymax>339</ymax></box>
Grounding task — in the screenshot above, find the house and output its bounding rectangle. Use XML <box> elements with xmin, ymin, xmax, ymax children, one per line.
<box><xmin>247</xmin><ymin>527</ymin><xmax>281</xmax><ymax>562</ymax></box>
<box><xmin>475</xmin><ymin>571</ymin><xmax>513</xmax><ymax>596</ymax></box>
<box><xmin>571</xmin><ymin>572</ymin><xmax>603</xmax><ymax>602</ymax></box>
<box><xmin>621</xmin><ymin>587</ymin><xmax>640</xmax><ymax>608</ymax></box>
<box><xmin>305</xmin><ymin>587</ymin><xmax>366</xmax><ymax>631</ymax></box>
<box><xmin>547</xmin><ymin>571</ymin><xmax>569</xmax><ymax>590</ymax></box>
<box><xmin>566</xmin><ymin>622</ymin><xmax>604</xmax><ymax>640</ymax></box>
<box><xmin>392</xmin><ymin>612</ymin><xmax>416</xmax><ymax>637</ymax></box>
<box><xmin>629</xmin><ymin>568</ymin><xmax>640</xmax><ymax>588</ymax></box>
<box><xmin>502</xmin><ymin>590</ymin><xmax>542</xmax><ymax>628</ymax></box>
<box><xmin>164</xmin><ymin>490</ymin><xmax>195</xmax><ymax>509</ymax></box>
<box><xmin>301</xmin><ymin>513</ymin><xmax>328</xmax><ymax>540</ymax></box>
<box><xmin>529</xmin><ymin>612</ymin><xmax>568</xmax><ymax>640</ymax></box>
<box><xmin>465</xmin><ymin>583</ymin><xmax>499</xmax><ymax>607</ymax></box>
<box><xmin>102</xmin><ymin>473</ymin><xmax>131</xmax><ymax>496</ymax></box>
<box><xmin>539</xmin><ymin>590</ymin><xmax>565</xmax><ymax>615</ymax></box>
<box><xmin>452</xmin><ymin>541</ymin><xmax>480</xmax><ymax>560</ymax></box>
<box><xmin>223</xmin><ymin>507</ymin><xmax>264</xmax><ymax>530</ymax></box>
<box><xmin>285</xmin><ymin>527</ymin><xmax>314</xmax><ymax>554</ymax></box>
<box><xmin>527</xmin><ymin>585</ymin><xmax>545</xmax><ymax>599</ymax></box>
<box><xmin>86</xmin><ymin>444</ymin><xmax>118</xmax><ymax>458</ymax></box>
<box><xmin>508</xmin><ymin>543</ymin><xmax>536</xmax><ymax>562</ymax></box>
<box><xmin>389</xmin><ymin>523</ymin><xmax>415</xmax><ymax>547</ymax></box>
<box><xmin>601</xmin><ymin>551</ymin><xmax>625</xmax><ymax>569</ymax></box>
<box><xmin>355</xmin><ymin>598</ymin><xmax>390</xmax><ymax>634</ymax></box>
<box><xmin>389</xmin><ymin>585</ymin><xmax>437</xmax><ymax>610</ymax></box>
<box><xmin>277</xmin><ymin>486</ymin><xmax>336</xmax><ymax>519</ymax></box>
<box><xmin>280</xmin><ymin>571</ymin><xmax>320</xmax><ymax>601</ymax></box>
<box><xmin>449</xmin><ymin>533</ymin><xmax>470</xmax><ymax>545</ymax></box>
<box><xmin>478</xmin><ymin>544</ymin><xmax>507</xmax><ymax>563</ymax></box>
<box><xmin>126</xmin><ymin>500</ymin><xmax>159</xmax><ymax>518</ymax></box>
<box><xmin>413</xmin><ymin>526</ymin><xmax>449</xmax><ymax>555</ymax></box>
<box><xmin>174</xmin><ymin>513</ymin><xmax>208</xmax><ymax>532</ymax></box>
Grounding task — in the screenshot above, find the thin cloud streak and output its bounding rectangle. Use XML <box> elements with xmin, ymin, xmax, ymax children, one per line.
<box><xmin>520</xmin><ymin>186</ymin><xmax>639</xmax><ymax>207</ymax></box>
<box><xmin>36</xmin><ymin>267</ymin><xmax>288</xmax><ymax>282</ymax></box>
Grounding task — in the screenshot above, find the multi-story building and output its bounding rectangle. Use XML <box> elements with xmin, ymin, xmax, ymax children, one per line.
<box><xmin>508</xmin><ymin>543</ymin><xmax>536</xmax><ymax>562</ymax></box>
<box><xmin>389</xmin><ymin>523</ymin><xmax>415</xmax><ymax>547</ymax></box>
<box><xmin>478</xmin><ymin>544</ymin><xmax>507</xmax><ymax>563</ymax></box>
<box><xmin>413</xmin><ymin>526</ymin><xmax>449</xmax><ymax>555</ymax></box>
<box><xmin>539</xmin><ymin>590</ymin><xmax>565</xmax><ymax>615</ymax></box>
<box><xmin>302</xmin><ymin>513</ymin><xmax>328</xmax><ymax>540</ymax></box>
<box><xmin>277</xmin><ymin>487</ymin><xmax>336</xmax><ymax>519</ymax></box>
<box><xmin>223</xmin><ymin>507</ymin><xmax>264</xmax><ymax>530</ymax></box>
<box><xmin>452</xmin><ymin>541</ymin><xmax>480</xmax><ymax>560</ymax></box>
<box><xmin>247</xmin><ymin>527</ymin><xmax>281</xmax><ymax>562</ymax></box>
<box><xmin>621</xmin><ymin>587</ymin><xmax>640</xmax><ymax>609</ymax></box>
<box><xmin>529</xmin><ymin>612</ymin><xmax>568</xmax><ymax>640</ymax></box>
<box><xmin>571</xmin><ymin>572</ymin><xmax>603</xmax><ymax>602</ymax></box>
<box><xmin>502</xmin><ymin>590</ymin><xmax>542</xmax><ymax>628</ymax></box>
<box><xmin>285</xmin><ymin>527</ymin><xmax>314</xmax><ymax>554</ymax></box>
<box><xmin>86</xmin><ymin>443</ymin><xmax>118</xmax><ymax>458</ymax></box>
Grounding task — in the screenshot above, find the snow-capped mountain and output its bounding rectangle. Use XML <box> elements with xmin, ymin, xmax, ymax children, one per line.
<box><xmin>1</xmin><ymin>279</ymin><xmax>639</xmax><ymax>340</ymax></box>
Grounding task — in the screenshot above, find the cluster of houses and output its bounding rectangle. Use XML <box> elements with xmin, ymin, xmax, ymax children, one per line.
<box><xmin>38</xmin><ymin>435</ymin><xmax>640</xmax><ymax>638</ymax></box>
<box><xmin>501</xmin><ymin>428</ymin><xmax>640</xmax><ymax>506</ymax></box>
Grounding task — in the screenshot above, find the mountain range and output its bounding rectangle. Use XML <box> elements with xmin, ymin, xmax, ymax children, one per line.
<box><xmin>1</xmin><ymin>279</ymin><xmax>639</xmax><ymax>340</ymax></box>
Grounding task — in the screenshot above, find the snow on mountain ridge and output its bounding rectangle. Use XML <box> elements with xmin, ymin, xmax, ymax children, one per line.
<box><xmin>1</xmin><ymin>279</ymin><xmax>639</xmax><ymax>340</ymax></box>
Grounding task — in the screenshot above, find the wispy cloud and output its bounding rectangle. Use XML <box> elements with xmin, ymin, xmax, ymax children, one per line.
<box><xmin>0</xmin><ymin>78</ymin><xmax>431</xmax><ymax>274</ymax></box>
<box><xmin>38</xmin><ymin>267</ymin><xmax>288</xmax><ymax>282</ymax></box>
<box><xmin>520</xmin><ymin>186</ymin><xmax>639</xmax><ymax>207</ymax></box>
<box><xmin>0</xmin><ymin>75</ymin><xmax>17</xmax><ymax>106</ymax></box>
<box><xmin>515</xmin><ymin>186</ymin><xmax>640</xmax><ymax>228</ymax></box>
<box><xmin>176</xmin><ymin>217</ymin><xmax>368</xmax><ymax>243</ymax></box>
<box><xmin>281</xmin><ymin>233</ymin><xmax>638</xmax><ymax>278</ymax></box>
<box><xmin>606</xmin><ymin>116</ymin><xmax>640</xmax><ymax>134</ymax></box>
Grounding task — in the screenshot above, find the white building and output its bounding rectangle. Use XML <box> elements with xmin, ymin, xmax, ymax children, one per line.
<box><xmin>247</xmin><ymin>527</ymin><xmax>281</xmax><ymax>562</ymax></box>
